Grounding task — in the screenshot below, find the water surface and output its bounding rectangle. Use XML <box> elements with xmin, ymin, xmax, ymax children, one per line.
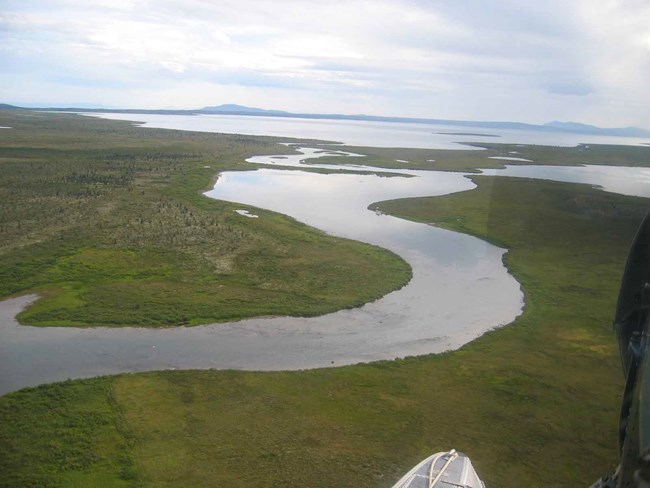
<box><xmin>483</xmin><ymin>165</ymin><xmax>650</xmax><ymax>198</ymax></box>
<box><xmin>84</xmin><ymin>112</ymin><xmax>650</xmax><ymax>149</ymax></box>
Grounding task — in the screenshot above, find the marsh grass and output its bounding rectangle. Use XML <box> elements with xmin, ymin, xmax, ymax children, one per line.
<box><xmin>313</xmin><ymin>141</ymin><xmax>650</xmax><ymax>172</ymax></box>
<box><xmin>0</xmin><ymin>111</ymin><xmax>411</xmax><ymax>326</ymax></box>
<box><xmin>2</xmin><ymin>175</ymin><xmax>646</xmax><ymax>486</ymax></box>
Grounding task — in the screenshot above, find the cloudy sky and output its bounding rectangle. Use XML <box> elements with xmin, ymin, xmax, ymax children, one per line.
<box><xmin>2</xmin><ymin>0</ymin><xmax>650</xmax><ymax>127</ymax></box>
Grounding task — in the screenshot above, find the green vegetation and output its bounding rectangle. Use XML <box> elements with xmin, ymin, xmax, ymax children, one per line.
<box><xmin>0</xmin><ymin>379</ymin><xmax>139</xmax><ymax>487</ymax></box>
<box><xmin>314</xmin><ymin>140</ymin><xmax>650</xmax><ymax>172</ymax></box>
<box><xmin>2</xmin><ymin>175</ymin><xmax>645</xmax><ymax>486</ymax></box>
<box><xmin>0</xmin><ymin>111</ymin><xmax>411</xmax><ymax>326</ymax></box>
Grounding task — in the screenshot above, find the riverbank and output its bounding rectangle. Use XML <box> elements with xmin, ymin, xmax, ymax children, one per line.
<box><xmin>0</xmin><ymin>110</ymin><xmax>411</xmax><ymax>327</ymax></box>
<box><xmin>0</xmin><ymin>130</ymin><xmax>526</xmax><ymax>394</ymax></box>
<box><xmin>312</xmin><ymin>140</ymin><xmax>650</xmax><ymax>172</ymax></box>
<box><xmin>2</xmin><ymin>175</ymin><xmax>646</xmax><ymax>486</ymax></box>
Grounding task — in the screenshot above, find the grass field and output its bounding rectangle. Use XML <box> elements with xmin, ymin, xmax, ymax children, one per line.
<box><xmin>314</xmin><ymin>140</ymin><xmax>650</xmax><ymax>172</ymax></box>
<box><xmin>2</xmin><ymin>171</ymin><xmax>647</xmax><ymax>486</ymax></box>
<box><xmin>0</xmin><ymin>110</ymin><xmax>411</xmax><ymax>326</ymax></box>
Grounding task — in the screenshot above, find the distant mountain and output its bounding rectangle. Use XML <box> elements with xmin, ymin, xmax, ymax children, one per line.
<box><xmin>544</xmin><ymin>121</ymin><xmax>601</xmax><ymax>132</ymax></box>
<box><xmin>15</xmin><ymin>102</ymin><xmax>650</xmax><ymax>138</ymax></box>
<box><xmin>195</xmin><ymin>108</ymin><xmax>650</xmax><ymax>138</ymax></box>
<box><xmin>198</xmin><ymin>106</ymin><xmax>551</xmax><ymax>131</ymax></box>
<box><xmin>0</xmin><ymin>103</ymin><xmax>19</xmax><ymax>109</ymax></box>
<box><xmin>543</xmin><ymin>121</ymin><xmax>650</xmax><ymax>138</ymax></box>
<box><xmin>200</xmin><ymin>104</ymin><xmax>289</xmax><ymax>115</ymax></box>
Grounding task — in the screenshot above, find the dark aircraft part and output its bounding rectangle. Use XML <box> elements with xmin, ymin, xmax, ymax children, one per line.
<box><xmin>615</xmin><ymin>211</ymin><xmax>650</xmax><ymax>382</ymax></box>
<box><xmin>600</xmin><ymin>210</ymin><xmax>650</xmax><ymax>487</ymax></box>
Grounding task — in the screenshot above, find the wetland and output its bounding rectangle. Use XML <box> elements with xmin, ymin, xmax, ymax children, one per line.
<box><xmin>2</xmin><ymin>110</ymin><xmax>650</xmax><ymax>487</ymax></box>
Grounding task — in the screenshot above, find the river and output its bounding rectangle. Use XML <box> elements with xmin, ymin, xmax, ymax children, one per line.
<box><xmin>1</xmin><ymin>113</ymin><xmax>648</xmax><ymax>394</ymax></box>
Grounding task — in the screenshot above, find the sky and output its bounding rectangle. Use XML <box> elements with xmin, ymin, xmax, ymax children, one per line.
<box><xmin>2</xmin><ymin>0</ymin><xmax>650</xmax><ymax>128</ymax></box>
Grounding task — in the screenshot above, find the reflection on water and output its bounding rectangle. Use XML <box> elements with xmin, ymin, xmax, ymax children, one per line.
<box><xmin>482</xmin><ymin>165</ymin><xmax>650</xmax><ymax>198</ymax></box>
<box><xmin>0</xmin><ymin>148</ymin><xmax>526</xmax><ymax>394</ymax></box>
<box><xmin>212</xmin><ymin>167</ymin><xmax>478</xmax><ymax>262</ymax></box>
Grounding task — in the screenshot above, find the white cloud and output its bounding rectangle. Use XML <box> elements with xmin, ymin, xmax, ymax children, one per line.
<box><xmin>1</xmin><ymin>0</ymin><xmax>650</xmax><ymax>127</ymax></box>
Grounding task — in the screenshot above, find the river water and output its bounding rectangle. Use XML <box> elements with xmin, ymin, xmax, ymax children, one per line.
<box><xmin>0</xmin><ymin>147</ymin><xmax>523</xmax><ymax>394</ymax></box>
<box><xmin>1</xmin><ymin>113</ymin><xmax>648</xmax><ymax>395</ymax></box>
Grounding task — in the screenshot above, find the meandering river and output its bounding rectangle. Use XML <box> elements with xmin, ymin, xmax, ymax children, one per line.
<box><xmin>0</xmin><ymin>147</ymin><xmax>523</xmax><ymax>394</ymax></box>
<box><xmin>1</xmin><ymin>113</ymin><xmax>648</xmax><ymax>395</ymax></box>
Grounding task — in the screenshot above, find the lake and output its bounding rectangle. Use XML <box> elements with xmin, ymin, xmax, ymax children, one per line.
<box><xmin>85</xmin><ymin>112</ymin><xmax>650</xmax><ymax>149</ymax></box>
<box><xmin>483</xmin><ymin>164</ymin><xmax>650</xmax><ymax>198</ymax></box>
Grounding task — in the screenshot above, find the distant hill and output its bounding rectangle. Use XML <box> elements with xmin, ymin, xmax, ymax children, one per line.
<box><xmin>543</xmin><ymin>121</ymin><xmax>650</xmax><ymax>138</ymax></box>
<box><xmin>198</xmin><ymin>106</ymin><xmax>549</xmax><ymax>131</ymax></box>
<box><xmin>0</xmin><ymin>104</ymin><xmax>19</xmax><ymax>110</ymax></box>
<box><xmin>197</xmin><ymin>106</ymin><xmax>650</xmax><ymax>137</ymax></box>
<box><xmin>14</xmin><ymin>102</ymin><xmax>650</xmax><ymax>138</ymax></box>
<box><xmin>200</xmin><ymin>104</ymin><xmax>289</xmax><ymax>116</ymax></box>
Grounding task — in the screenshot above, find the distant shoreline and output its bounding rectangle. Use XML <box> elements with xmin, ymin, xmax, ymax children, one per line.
<box><xmin>436</xmin><ymin>131</ymin><xmax>500</xmax><ymax>137</ymax></box>
<box><xmin>9</xmin><ymin>104</ymin><xmax>649</xmax><ymax>139</ymax></box>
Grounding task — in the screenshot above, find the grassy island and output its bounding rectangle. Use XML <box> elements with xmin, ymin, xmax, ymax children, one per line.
<box><xmin>313</xmin><ymin>140</ymin><xmax>650</xmax><ymax>172</ymax></box>
<box><xmin>0</xmin><ymin>111</ymin><xmax>411</xmax><ymax>326</ymax></box>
